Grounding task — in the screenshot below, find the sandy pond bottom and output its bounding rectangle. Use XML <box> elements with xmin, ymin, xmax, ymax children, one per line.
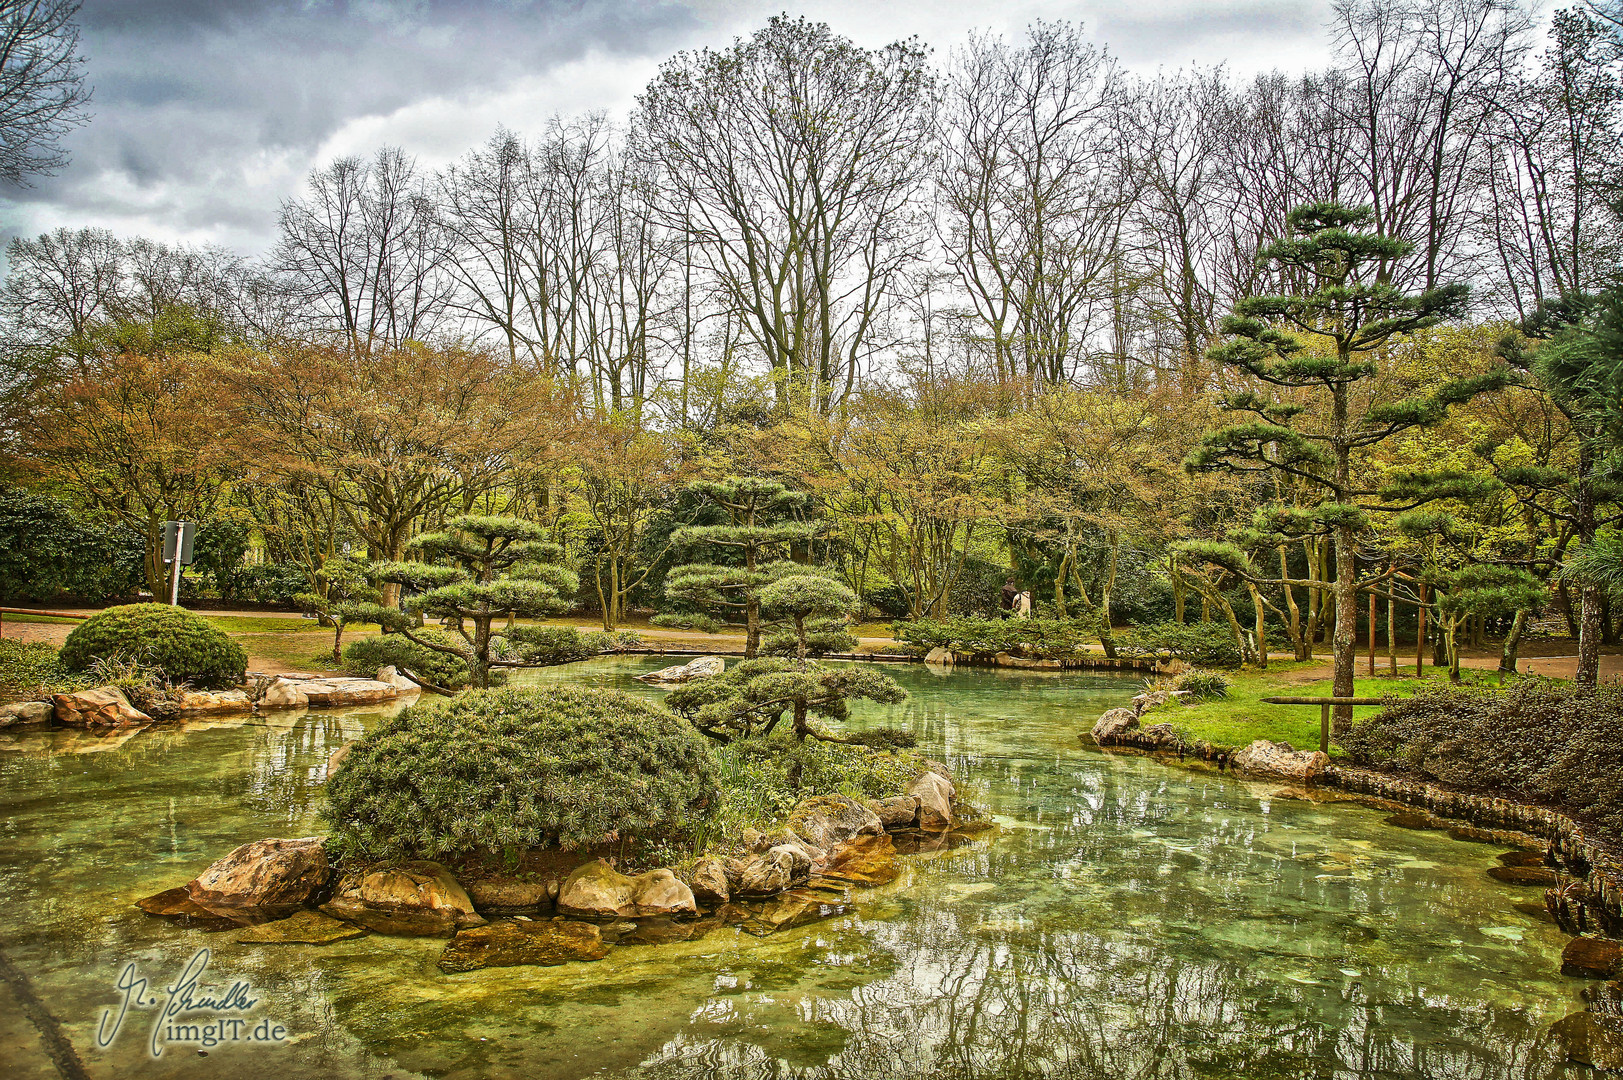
<box><xmin>0</xmin><ymin>656</ymin><xmax>1595</xmax><ymax>1079</ymax></box>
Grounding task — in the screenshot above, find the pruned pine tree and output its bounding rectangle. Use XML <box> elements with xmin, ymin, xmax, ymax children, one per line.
<box><xmin>1190</xmin><ymin>202</ymin><xmax>1499</xmax><ymax>724</ymax></box>
<box><xmin>365</xmin><ymin>516</ymin><xmax>577</xmax><ymax>689</ymax></box>
<box><xmin>292</xmin><ymin>554</ymin><xmax>381</xmax><ymax>664</ymax></box>
<box><xmin>659</xmin><ymin>478</ymin><xmax>818</xmax><ymax>658</ymax></box>
<box><xmin>665</xmin><ymin>659</ymin><xmax>904</xmax><ymax>744</ymax></box>
<box><xmin>759</xmin><ymin>568</ymin><xmax>859</xmax><ymax>658</ymax></box>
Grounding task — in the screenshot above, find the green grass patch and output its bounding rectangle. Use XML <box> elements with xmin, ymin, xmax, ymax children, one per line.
<box><xmin>1161</xmin><ymin>664</ymin><xmax>1506</xmax><ymax>756</ymax></box>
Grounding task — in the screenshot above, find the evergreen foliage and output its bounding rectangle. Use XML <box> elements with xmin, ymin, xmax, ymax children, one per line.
<box><xmin>59</xmin><ymin>603</ymin><xmax>247</xmax><ymax>688</ymax></box>
<box><xmin>664</xmin><ymin>657</ymin><xmax>906</xmax><ymax>743</ymax></box>
<box><xmin>324</xmin><ymin>686</ymin><xmax>720</xmax><ymax>861</ymax></box>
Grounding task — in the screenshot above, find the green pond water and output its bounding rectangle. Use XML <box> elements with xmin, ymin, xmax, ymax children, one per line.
<box><xmin>0</xmin><ymin>657</ymin><xmax>1596</xmax><ymax>1079</ymax></box>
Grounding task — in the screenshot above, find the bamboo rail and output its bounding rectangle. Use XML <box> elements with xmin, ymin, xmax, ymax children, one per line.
<box><xmin>1260</xmin><ymin>695</ymin><xmax>1389</xmax><ymax>754</ymax></box>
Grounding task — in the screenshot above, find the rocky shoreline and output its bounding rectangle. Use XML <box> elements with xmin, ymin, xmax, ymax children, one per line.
<box><xmin>135</xmin><ymin>764</ymin><xmax>989</xmax><ymax>972</ymax></box>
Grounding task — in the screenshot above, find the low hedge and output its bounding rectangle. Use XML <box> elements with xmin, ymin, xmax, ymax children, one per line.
<box><xmin>891</xmin><ymin>616</ymin><xmax>1096</xmax><ymax>658</ymax></box>
<box><xmin>58</xmin><ymin>604</ymin><xmax>246</xmax><ymax>689</ymax></box>
<box><xmin>324</xmin><ymin>686</ymin><xmax>720</xmax><ymax>861</ymax></box>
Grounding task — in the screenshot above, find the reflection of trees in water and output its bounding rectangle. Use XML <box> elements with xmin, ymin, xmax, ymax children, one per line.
<box><xmin>235</xmin><ymin>712</ymin><xmax>365</xmax><ymax>824</ymax></box>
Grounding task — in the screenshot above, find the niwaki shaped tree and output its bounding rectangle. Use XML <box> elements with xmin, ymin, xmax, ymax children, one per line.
<box><xmin>659</xmin><ymin>477</ymin><xmax>820</xmax><ymax>657</ymax></box>
<box><xmin>1189</xmin><ymin>202</ymin><xmax>1501</xmax><ymax>723</ymax></box>
<box><xmin>364</xmin><ymin>516</ymin><xmax>578</xmax><ymax>690</ymax></box>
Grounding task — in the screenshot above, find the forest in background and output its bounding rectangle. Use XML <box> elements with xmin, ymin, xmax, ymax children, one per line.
<box><xmin>1</xmin><ymin>0</ymin><xmax>1621</xmax><ymax>702</ymax></box>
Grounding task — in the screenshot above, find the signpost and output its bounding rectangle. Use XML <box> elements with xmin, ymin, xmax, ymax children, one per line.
<box><xmin>162</xmin><ymin>521</ymin><xmax>197</xmax><ymax>605</ymax></box>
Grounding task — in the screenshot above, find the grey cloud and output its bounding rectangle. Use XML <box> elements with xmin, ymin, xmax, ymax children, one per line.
<box><xmin>1092</xmin><ymin>1</ymin><xmax>1328</xmax><ymax>63</ymax></box>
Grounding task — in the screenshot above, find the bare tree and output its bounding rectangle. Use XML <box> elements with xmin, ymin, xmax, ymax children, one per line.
<box><xmin>276</xmin><ymin>147</ymin><xmax>454</xmax><ymax>352</ymax></box>
<box><xmin>938</xmin><ymin>22</ymin><xmax>1131</xmax><ymax>386</ymax></box>
<box><xmin>0</xmin><ymin>0</ymin><xmax>89</xmax><ymax>184</ymax></box>
<box><xmin>635</xmin><ymin>15</ymin><xmax>934</xmax><ymax>414</ymax></box>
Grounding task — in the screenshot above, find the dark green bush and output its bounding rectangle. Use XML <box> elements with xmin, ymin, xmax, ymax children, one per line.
<box><xmin>324</xmin><ymin>686</ymin><xmax>720</xmax><ymax>860</ymax></box>
<box><xmin>1115</xmin><ymin>620</ymin><xmax>1243</xmax><ymax>667</ymax></box>
<box><xmin>1339</xmin><ymin>679</ymin><xmax>1623</xmax><ymax>836</ymax></box>
<box><xmin>0</xmin><ymin>486</ymin><xmax>144</xmax><ymax>602</ymax></box>
<box><xmin>892</xmin><ymin>616</ymin><xmax>1096</xmax><ymax>658</ymax></box>
<box><xmin>237</xmin><ymin>563</ymin><xmax>311</xmax><ymax>605</ymax></box>
<box><xmin>503</xmin><ymin>625</ymin><xmax>641</xmax><ymax>666</ymax></box>
<box><xmin>342</xmin><ymin>630</ymin><xmax>475</xmax><ymax>689</ymax></box>
<box><xmin>58</xmin><ymin>604</ymin><xmax>246</xmax><ymax>688</ymax></box>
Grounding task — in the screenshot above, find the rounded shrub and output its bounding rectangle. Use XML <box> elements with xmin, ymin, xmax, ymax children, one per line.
<box><xmin>342</xmin><ymin>629</ymin><xmax>475</xmax><ymax>689</ymax></box>
<box><xmin>324</xmin><ymin>686</ymin><xmax>720</xmax><ymax>861</ymax></box>
<box><xmin>59</xmin><ymin>603</ymin><xmax>246</xmax><ymax>689</ymax></box>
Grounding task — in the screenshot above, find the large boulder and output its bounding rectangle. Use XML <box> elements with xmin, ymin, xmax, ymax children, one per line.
<box><xmin>555</xmin><ymin>860</ymin><xmax>698</xmax><ymax>918</ymax></box>
<box><xmin>923</xmin><ymin>646</ymin><xmax>955</xmax><ymax>666</ymax></box>
<box><xmin>908</xmin><ymin>770</ymin><xmax>956</xmax><ymax>831</ymax></box>
<box><xmin>258</xmin><ymin>677</ymin><xmax>310</xmax><ymax>709</ymax></box>
<box><xmin>51</xmin><ymin>685</ymin><xmax>150</xmax><ymax>727</ymax></box>
<box><xmin>788</xmin><ymin>795</ymin><xmax>883</xmax><ymax>851</ymax></box>
<box><xmin>438</xmin><ymin>918</ymin><xmax>608</xmax><ymax>973</ymax></box>
<box><xmin>634</xmin><ymin>656</ymin><xmax>724</xmax><ymax>685</ymax></box>
<box><xmin>187</xmin><ymin>836</ymin><xmax>330</xmax><ymax>909</ymax></box>
<box><xmin>175</xmin><ymin>689</ymin><xmax>252</xmax><ymax>715</ymax></box>
<box><xmin>869</xmin><ymin>795</ymin><xmax>920</xmax><ymax>829</ymax></box>
<box><xmin>375</xmin><ymin>665</ymin><xmax>419</xmax><ymax>692</ymax></box>
<box><xmin>322</xmin><ymin>861</ymin><xmax>480</xmax><ymax>936</ymax></box>
<box><xmin>1090</xmin><ymin>707</ymin><xmax>1139</xmax><ymax>743</ymax></box>
<box><xmin>686</xmin><ymin>858</ymin><xmax>730</xmax><ymax>907</ymax></box>
<box><xmin>0</xmin><ymin>700</ymin><xmax>51</xmax><ymax>727</ymax></box>
<box><xmin>731</xmin><ymin>848</ymin><xmax>801</xmax><ymax>897</ymax></box>
<box><xmin>298</xmin><ymin>677</ymin><xmax>398</xmax><ymax>706</ymax></box>
<box><xmin>1563</xmin><ymin>937</ymin><xmax>1623</xmax><ymax>979</ymax></box>
<box><xmin>1231</xmin><ymin>740</ymin><xmax>1329</xmax><ymax>783</ymax></box>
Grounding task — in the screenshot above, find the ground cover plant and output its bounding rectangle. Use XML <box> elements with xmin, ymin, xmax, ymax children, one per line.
<box><xmin>1339</xmin><ymin>678</ymin><xmax>1623</xmax><ymax>835</ymax></box>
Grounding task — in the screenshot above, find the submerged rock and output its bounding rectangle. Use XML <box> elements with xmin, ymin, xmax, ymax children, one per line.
<box><xmin>812</xmin><ymin>834</ymin><xmax>901</xmax><ymax>888</ymax></box>
<box><xmin>1090</xmin><ymin>708</ymin><xmax>1139</xmax><ymax>743</ymax></box>
<box><xmin>908</xmin><ymin>770</ymin><xmax>955</xmax><ymax>830</ymax></box>
<box><xmin>234</xmin><ymin>910</ymin><xmax>367</xmax><ymax>945</ymax></box>
<box><xmin>1487</xmin><ymin>865</ymin><xmax>1558</xmax><ymax>886</ymax></box>
<box><xmin>137</xmin><ymin>887</ymin><xmax>258</xmax><ymax>932</ymax></box>
<box><xmin>1564</xmin><ymin>937</ymin><xmax>1623</xmax><ymax>978</ymax></box>
<box><xmin>438</xmin><ymin>918</ymin><xmax>608</xmax><ymax>972</ymax></box>
<box><xmin>1551</xmin><ymin>1010</ymin><xmax>1623</xmax><ymax>1069</ymax></box>
<box><xmin>617</xmin><ymin>915</ymin><xmax>720</xmax><ymax>946</ymax></box>
<box><xmin>1231</xmin><ymin>740</ymin><xmax>1328</xmax><ymax>783</ymax></box>
<box><xmin>51</xmin><ymin>685</ymin><xmax>149</xmax><ymax>727</ymax></box>
<box><xmin>788</xmin><ymin>794</ymin><xmax>883</xmax><ymax>851</ymax></box>
<box><xmin>187</xmin><ymin>837</ymin><xmax>330</xmax><ymax>909</ymax></box>
<box><xmin>737</xmin><ymin>892</ymin><xmax>850</xmax><ymax>937</ymax></box>
<box><xmin>634</xmin><ymin>656</ymin><xmax>724</xmax><ymax>685</ymax></box>
<box><xmin>1385</xmin><ymin>813</ymin><xmax>1444</xmax><ymax>830</ymax></box>
<box><xmin>1498</xmin><ymin>850</ymin><xmax>1549</xmax><ymax>868</ymax></box>
<box><xmin>323</xmin><ymin>860</ymin><xmax>480</xmax><ymax>936</ymax></box>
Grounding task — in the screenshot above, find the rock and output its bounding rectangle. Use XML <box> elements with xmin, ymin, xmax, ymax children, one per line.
<box><xmin>187</xmin><ymin>837</ymin><xmax>330</xmax><ymax>909</ymax></box>
<box><xmin>51</xmin><ymin>685</ymin><xmax>149</xmax><ymax>727</ymax></box>
<box><xmin>813</xmin><ymin>834</ymin><xmax>901</xmax><ymax>888</ymax></box>
<box><xmin>869</xmin><ymin>795</ymin><xmax>920</xmax><ymax>829</ymax></box>
<box><xmin>1090</xmin><ymin>708</ymin><xmax>1140</xmax><ymax>743</ymax></box>
<box><xmin>0</xmin><ymin>701</ymin><xmax>52</xmax><ymax>727</ymax></box>
<box><xmin>993</xmin><ymin>652</ymin><xmax>1061</xmax><ymax>669</ymax></box>
<box><xmin>1498</xmin><ymin>850</ymin><xmax>1549</xmax><ymax>867</ymax></box>
<box><xmin>375</xmin><ymin>665</ymin><xmax>419</xmax><ymax>691</ymax></box>
<box><xmin>618</xmin><ymin>915</ymin><xmax>720</xmax><ymax>946</ymax></box>
<box><xmin>1385</xmin><ymin>813</ymin><xmax>1443</xmax><ymax>830</ymax></box>
<box><xmin>686</xmin><ymin>858</ymin><xmax>730</xmax><ymax>907</ymax></box>
<box><xmin>175</xmin><ymin>689</ymin><xmax>252</xmax><ymax>715</ymax></box>
<box><xmin>556</xmin><ymin>859</ymin><xmax>636</xmax><ymax>918</ymax></box>
<box><xmin>788</xmin><ymin>794</ymin><xmax>884</xmax><ymax>852</ymax></box>
<box><xmin>298</xmin><ymin>678</ymin><xmax>397</xmax><ymax>706</ymax></box>
<box><xmin>325</xmin><ymin>742</ymin><xmax>353</xmax><ymax>779</ymax></box>
<box><xmin>634</xmin><ymin>656</ymin><xmax>725</xmax><ymax>685</ymax></box>
<box><xmin>234</xmin><ymin>910</ymin><xmax>366</xmax><ymax>945</ymax></box>
<box><xmin>1564</xmin><ymin>938</ymin><xmax>1623</xmax><ymax>978</ymax></box>
<box><xmin>136</xmin><ymin>887</ymin><xmax>256</xmax><ymax>932</ymax></box>
<box><xmin>258</xmin><ymin>677</ymin><xmax>310</xmax><ymax>709</ymax></box>
<box><xmin>1513</xmin><ymin>901</ymin><xmax>1556</xmax><ymax>923</ymax></box>
<box><xmin>322</xmin><ymin>861</ymin><xmax>479</xmax><ymax>937</ymax></box>
<box><xmin>1551</xmin><ymin>1010</ymin><xmax>1623</xmax><ymax>1070</ymax></box>
<box><xmin>438</xmin><ymin>918</ymin><xmax>608</xmax><ymax>972</ymax></box>
<box><xmin>1131</xmin><ymin>689</ymin><xmax>1180</xmax><ymax>715</ymax></box>
<box><xmin>1487</xmin><ymin>865</ymin><xmax>1559</xmax><ymax>886</ymax></box>
<box><xmin>465</xmin><ymin>874</ymin><xmax>554</xmax><ymax>913</ymax></box>
<box><xmin>908</xmin><ymin>770</ymin><xmax>956</xmax><ymax>831</ymax></box>
<box><xmin>737</xmin><ymin>892</ymin><xmax>850</xmax><ymax>937</ymax></box>
<box><xmin>628</xmin><ymin>868</ymin><xmax>698</xmax><ymax>916</ymax></box>
<box><xmin>1136</xmin><ymin>722</ymin><xmax>1184</xmax><ymax>751</ymax></box>
<box><xmin>734</xmin><ymin>849</ymin><xmax>798</xmax><ymax>897</ymax></box>
<box><xmin>924</xmin><ymin>646</ymin><xmax>954</xmax><ymax>666</ymax></box>
<box><xmin>1231</xmin><ymin>740</ymin><xmax>1329</xmax><ymax>783</ymax></box>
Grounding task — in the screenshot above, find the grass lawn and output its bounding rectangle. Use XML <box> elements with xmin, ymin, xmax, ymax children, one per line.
<box><xmin>1167</xmin><ymin>662</ymin><xmax>1506</xmax><ymax>755</ymax></box>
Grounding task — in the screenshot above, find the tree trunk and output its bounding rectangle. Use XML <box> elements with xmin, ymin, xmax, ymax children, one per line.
<box><xmin>1332</xmin><ymin>523</ymin><xmax>1357</xmax><ymax>731</ymax></box>
<box><xmin>1499</xmin><ymin>608</ymin><xmax>1527</xmax><ymax>680</ymax></box>
<box><xmin>1578</xmin><ymin>585</ymin><xmax>1603</xmax><ymax>690</ymax></box>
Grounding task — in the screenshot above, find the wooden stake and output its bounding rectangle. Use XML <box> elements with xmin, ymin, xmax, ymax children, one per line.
<box><xmin>1416</xmin><ymin>583</ymin><xmax>1427</xmax><ymax>677</ymax></box>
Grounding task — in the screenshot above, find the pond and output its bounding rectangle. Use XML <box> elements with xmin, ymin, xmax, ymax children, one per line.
<box><xmin>0</xmin><ymin>656</ymin><xmax>1591</xmax><ymax>1079</ymax></box>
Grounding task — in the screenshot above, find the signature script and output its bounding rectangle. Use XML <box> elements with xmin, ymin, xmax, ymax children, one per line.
<box><xmin>96</xmin><ymin>948</ymin><xmax>286</xmax><ymax>1057</ymax></box>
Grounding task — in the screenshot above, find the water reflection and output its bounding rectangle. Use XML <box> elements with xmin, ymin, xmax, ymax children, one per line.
<box><xmin>0</xmin><ymin>659</ymin><xmax>1591</xmax><ymax>1079</ymax></box>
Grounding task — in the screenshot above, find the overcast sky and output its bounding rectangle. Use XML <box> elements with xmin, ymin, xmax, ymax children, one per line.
<box><xmin>0</xmin><ymin>0</ymin><xmax>1343</xmax><ymax>259</ymax></box>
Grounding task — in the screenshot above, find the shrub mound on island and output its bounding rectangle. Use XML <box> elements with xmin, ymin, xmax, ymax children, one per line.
<box><xmin>343</xmin><ymin>630</ymin><xmax>477</xmax><ymax>689</ymax></box>
<box><xmin>324</xmin><ymin>686</ymin><xmax>720</xmax><ymax>861</ymax></box>
<box><xmin>1340</xmin><ymin>678</ymin><xmax>1623</xmax><ymax>834</ymax></box>
<box><xmin>59</xmin><ymin>603</ymin><xmax>247</xmax><ymax>689</ymax></box>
